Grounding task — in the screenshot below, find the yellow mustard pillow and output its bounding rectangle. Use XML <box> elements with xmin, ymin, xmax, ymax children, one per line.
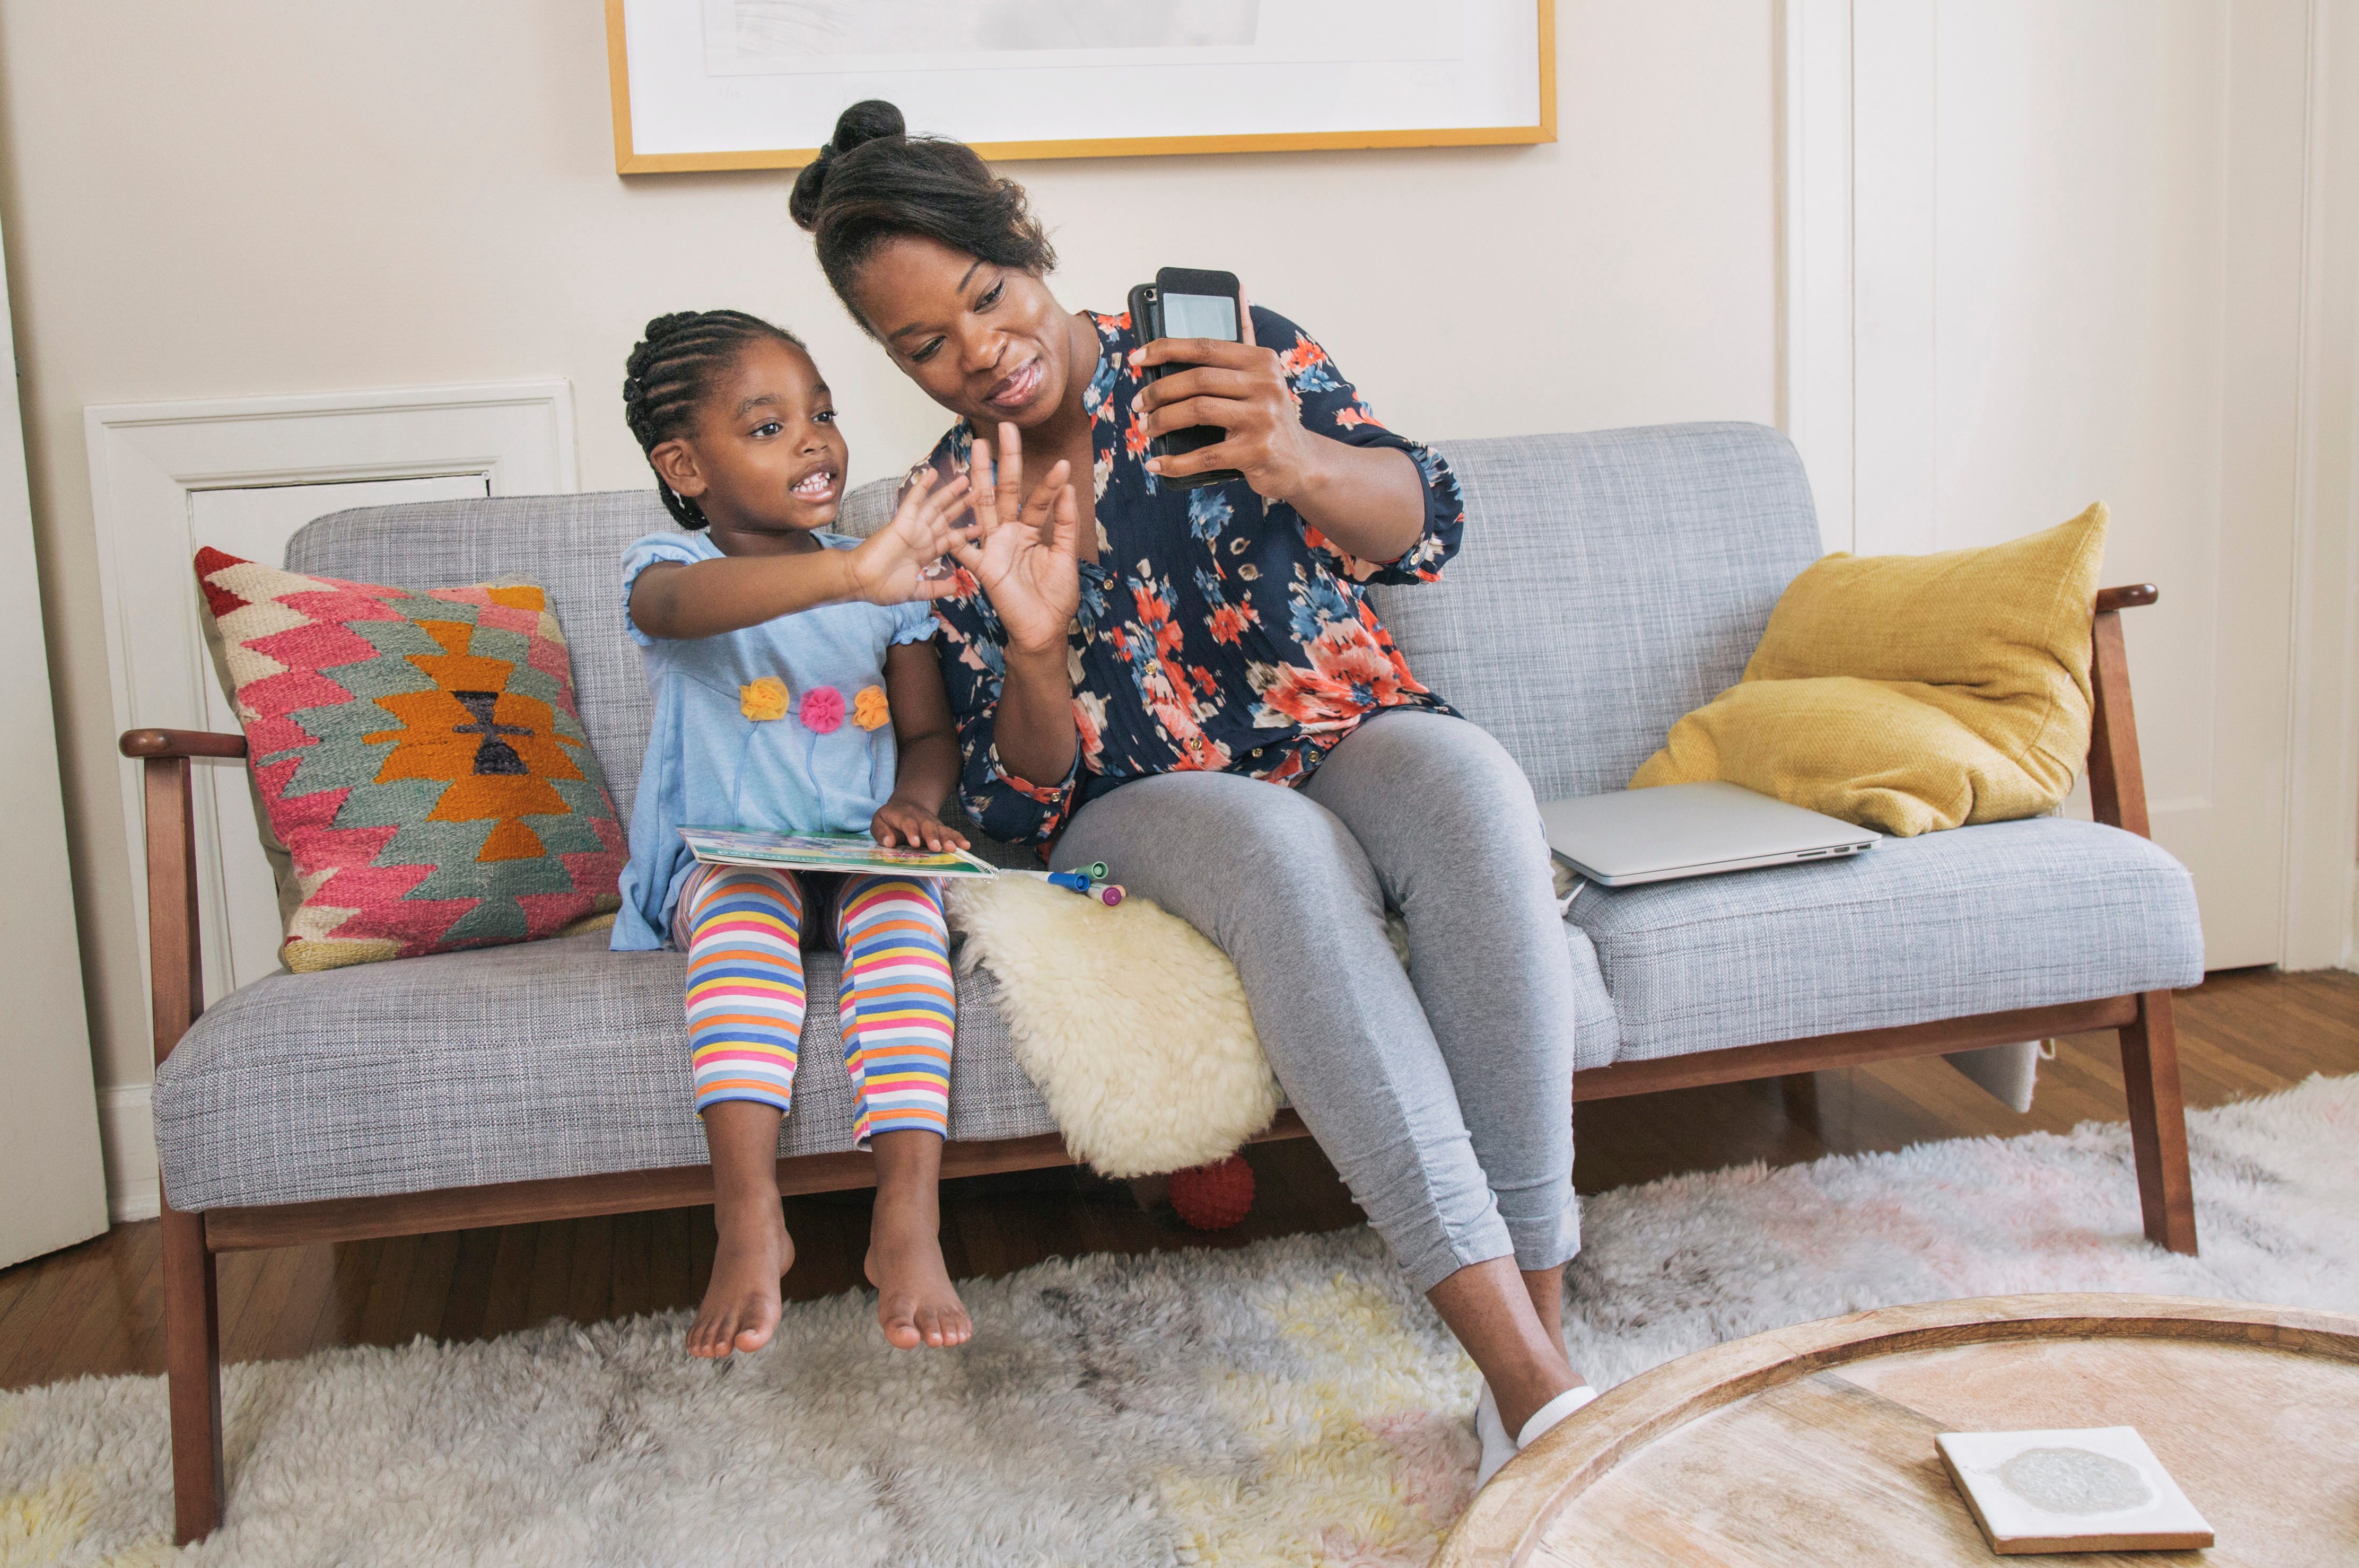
<box><xmin>1629</xmin><ymin>503</ymin><xmax>2107</xmax><ymax>835</ymax></box>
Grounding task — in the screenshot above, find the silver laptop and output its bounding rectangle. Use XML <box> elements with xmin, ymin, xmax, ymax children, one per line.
<box><xmin>1540</xmin><ymin>781</ymin><xmax>1878</xmax><ymax>887</ymax></box>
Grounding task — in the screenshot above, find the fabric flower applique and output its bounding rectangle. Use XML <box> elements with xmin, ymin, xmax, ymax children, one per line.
<box><xmin>800</xmin><ymin>684</ymin><xmax>845</xmax><ymax>734</ymax></box>
<box><xmin>852</xmin><ymin>685</ymin><xmax>891</xmax><ymax>731</ymax></box>
<box><xmin>740</xmin><ymin>676</ymin><xmax>789</xmax><ymax>722</ymax></box>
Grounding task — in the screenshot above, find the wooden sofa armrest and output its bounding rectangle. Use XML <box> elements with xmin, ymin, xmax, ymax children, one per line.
<box><xmin>119</xmin><ymin>730</ymin><xmax>230</xmax><ymax>1070</ymax></box>
<box><xmin>2087</xmin><ymin>584</ymin><xmax>2158</xmax><ymax>838</ymax></box>
<box><xmin>121</xmin><ymin>728</ymin><xmax>248</xmax><ymax>760</ymax></box>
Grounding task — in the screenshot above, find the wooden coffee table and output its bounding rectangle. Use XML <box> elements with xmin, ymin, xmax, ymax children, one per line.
<box><xmin>1438</xmin><ymin>1294</ymin><xmax>2359</xmax><ymax>1566</ymax></box>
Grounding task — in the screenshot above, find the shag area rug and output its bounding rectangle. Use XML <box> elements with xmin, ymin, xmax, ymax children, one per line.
<box><xmin>5</xmin><ymin>1076</ymin><xmax>2353</xmax><ymax>1567</ymax></box>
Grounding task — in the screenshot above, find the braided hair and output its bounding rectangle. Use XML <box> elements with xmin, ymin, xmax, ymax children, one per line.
<box><xmin>621</xmin><ymin>309</ymin><xmax>804</xmax><ymax>530</ymax></box>
<box><xmin>789</xmin><ymin>100</ymin><xmax>1055</xmax><ymax>330</ymax></box>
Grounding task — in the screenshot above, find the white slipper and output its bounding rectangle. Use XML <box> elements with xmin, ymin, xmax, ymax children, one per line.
<box><xmin>1514</xmin><ymin>1382</ymin><xmax>1599</xmax><ymax>1450</ymax></box>
<box><xmin>1473</xmin><ymin>1382</ymin><xmax>1519</xmax><ymax>1488</ymax></box>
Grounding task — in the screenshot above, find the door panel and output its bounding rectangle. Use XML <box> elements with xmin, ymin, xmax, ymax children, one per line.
<box><xmin>0</xmin><ymin>222</ymin><xmax>105</xmax><ymax>1265</ymax></box>
<box><xmin>1851</xmin><ymin>0</ymin><xmax>2303</xmax><ymax>969</ymax></box>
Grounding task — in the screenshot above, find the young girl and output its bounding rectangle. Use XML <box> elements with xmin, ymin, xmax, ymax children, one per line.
<box><xmin>610</xmin><ymin>309</ymin><xmax>977</xmax><ymax>1359</ymax></box>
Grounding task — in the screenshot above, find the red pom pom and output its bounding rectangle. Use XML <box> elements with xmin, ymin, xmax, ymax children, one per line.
<box><xmin>1168</xmin><ymin>1155</ymin><xmax>1255</xmax><ymax>1230</ymax></box>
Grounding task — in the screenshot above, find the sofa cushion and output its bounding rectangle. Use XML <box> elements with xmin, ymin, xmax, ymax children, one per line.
<box><xmin>1567</xmin><ymin>817</ymin><xmax>2202</xmax><ymax>1063</ymax></box>
<box><xmin>1563</xmin><ymin>925</ymin><xmax>1620</xmax><ymax>1071</ymax></box>
<box><xmin>152</xmin><ymin>932</ymin><xmax>1053</xmax><ymax>1211</ymax></box>
<box><xmin>156</xmin><ymin>923</ymin><xmax>1621</xmax><ymax>1211</ymax></box>
<box><xmin>1631</xmin><ymin>503</ymin><xmax>2109</xmax><ymax>835</ymax></box>
<box><xmin>289</xmin><ymin>492</ymin><xmax>676</xmax><ymax>823</ymax></box>
<box><xmin>192</xmin><ymin>547</ymin><xmax>626</xmax><ymax>973</ymax></box>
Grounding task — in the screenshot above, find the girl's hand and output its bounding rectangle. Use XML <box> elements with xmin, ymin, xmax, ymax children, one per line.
<box><xmin>1131</xmin><ymin>305</ymin><xmax>1321</xmax><ymax>503</ymax></box>
<box><xmin>871</xmin><ymin>799</ymin><xmax>969</xmax><ymax>853</ymax></box>
<box><xmin>946</xmin><ymin>422</ymin><xmax>1082</xmax><ymax>657</ymax></box>
<box><xmin>846</xmin><ymin>469</ymin><xmax>975</xmax><ymax>606</ymax></box>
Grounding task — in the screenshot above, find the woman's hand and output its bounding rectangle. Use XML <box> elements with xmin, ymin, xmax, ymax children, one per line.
<box><xmin>1131</xmin><ymin>306</ymin><xmax>1323</xmax><ymax>503</ymax></box>
<box><xmin>1134</xmin><ymin>306</ymin><xmax>1426</xmax><ymax>563</ymax></box>
<box><xmin>871</xmin><ymin>798</ymin><xmax>969</xmax><ymax>853</ymax></box>
<box><xmin>845</xmin><ymin>469</ymin><xmax>975</xmax><ymax>606</ymax></box>
<box><xmin>946</xmin><ymin>422</ymin><xmax>1082</xmax><ymax>656</ymax></box>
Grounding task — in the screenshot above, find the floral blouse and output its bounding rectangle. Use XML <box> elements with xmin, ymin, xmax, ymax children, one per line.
<box><xmin>922</xmin><ymin>306</ymin><xmax>1466</xmax><ymax>845</ymax></box>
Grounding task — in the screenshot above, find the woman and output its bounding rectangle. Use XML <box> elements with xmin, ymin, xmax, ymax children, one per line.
<box><xmin>790</xmin><ymin>102</ymin><xmax>1594</xmax><ymax>1481</ymax></box>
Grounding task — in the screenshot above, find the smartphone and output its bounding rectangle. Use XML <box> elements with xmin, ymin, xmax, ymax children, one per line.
<box><xmin>1125</xmin><ymin>266</ymin><xmax>1245</xmax><ymax>490</ymax></box>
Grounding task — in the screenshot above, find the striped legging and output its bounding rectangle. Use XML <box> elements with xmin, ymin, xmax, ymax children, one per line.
<box><xmin>673</xmin><ymin>863</ymin><xmax>954</xmax><ymax>1145</ymax></box>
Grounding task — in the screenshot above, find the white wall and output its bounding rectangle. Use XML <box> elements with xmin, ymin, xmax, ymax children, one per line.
<box><xmin>0</xmin><ymin>2</ymin><xmax>1778</xmax><ymax>1096</ymax></box>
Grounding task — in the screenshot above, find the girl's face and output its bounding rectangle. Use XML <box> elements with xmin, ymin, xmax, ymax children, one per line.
<box><xmin>850</xmin><ymin>234</ymin><xmax>1079</xmax><ymax>431</ymax></box>
<box><xmin>650</xmin><ymin>337</ymin><xmax>850</xmax><ymax>553</ymax></box>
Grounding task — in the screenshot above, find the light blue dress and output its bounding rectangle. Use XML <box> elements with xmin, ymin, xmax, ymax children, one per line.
<box><xmin>611</xmin><ymin>529</ymin><xmax>937</xmax><ymax>951</ymax></box>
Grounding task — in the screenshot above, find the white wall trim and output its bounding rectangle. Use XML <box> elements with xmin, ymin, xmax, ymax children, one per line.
<box><xmin>1777</xmin><ymin>0</ymin><xmax>1856</xmax><ymax>554</ymax></box>
<box><xmin>83</xmin><ymin>380</ymin><xmax>580</xmax><ymax>1187</ymax></box>
<box><xmin>99</xmin><ymin>1083</ymin><xmax>160</xmax><ymax>1223</ymax></box>
<box><xmin>2283</xmin><ymin>0</ymin><xmax>2359</xmax><ymax>970</ymax></box>
<box><xmin>1779</xmin><ymin>3</ymin><xmax>2359</xmax><ymax>973</ymax></box>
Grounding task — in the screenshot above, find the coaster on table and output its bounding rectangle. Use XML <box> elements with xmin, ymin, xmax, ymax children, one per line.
<box><xmin>1936</xmin><ymin>1426</ymin><xmax>2213</xmax><ymax>1555</ymax></box>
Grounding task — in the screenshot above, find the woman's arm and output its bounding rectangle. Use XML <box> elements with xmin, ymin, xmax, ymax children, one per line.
<box><xmin>630</xmin><ymin>471</ymin><xmax>973</xmax><ymax>641</ymax></box>
<box><xmin>869</xmin><ymin>638</ymin><xmax>971</xmax><ymax>852</ymax></box>
<box><xmin>990</xmin><ymin>643</ymin><xmax>1080</xmax><ymax>792</ymax></box>
<box><xmin>1132</xmin><ymin>309</ymin><xmax>1426</xmax><ymax>563</ymax></box>
<box><xmin>945</xmin><ymin>425</ymin><xmax>1084</xmax><ymax>789</ymax></box>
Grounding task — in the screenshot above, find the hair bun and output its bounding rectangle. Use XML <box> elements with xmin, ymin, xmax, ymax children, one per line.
<box><xmin>831</xmin><ymin>99</ymin><xmax>905</xmax><ymax>152</ymax></box>
<box><xmin>790</xmin><ymin>100</ymin><xmax>906</xmax><ymax>231</ymax></box>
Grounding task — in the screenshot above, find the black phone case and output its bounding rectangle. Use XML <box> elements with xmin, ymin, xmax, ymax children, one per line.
<box><xmin>1128</xmin><ymin>275</ymin><xmax>1244</xmax><ymax>490</ymax></box>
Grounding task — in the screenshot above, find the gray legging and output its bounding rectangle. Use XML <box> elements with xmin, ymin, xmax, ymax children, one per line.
<box><xmin>1055</xmin><ymin>707</ymin><xmax>1582</xmax><ymax>1293</ymax></box>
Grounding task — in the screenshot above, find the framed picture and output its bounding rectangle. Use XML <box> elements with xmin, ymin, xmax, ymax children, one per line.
<box><xmin>604</xmin><ymin>0</ymin><xmax>1555</xmax><ymax>174</ymax></box>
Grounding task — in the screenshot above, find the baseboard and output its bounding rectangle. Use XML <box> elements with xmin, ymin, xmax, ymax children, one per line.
<box><xmin>97</xmin><ymin>1082</ymin><xmax>159</xmax><ymax>1223</ymax></box>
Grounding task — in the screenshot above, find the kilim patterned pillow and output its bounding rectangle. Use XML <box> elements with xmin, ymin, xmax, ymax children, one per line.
<box><xmin>194</xmin><ymin>547</ymin><xmax>624</xmax><ymax>974</ymax></box>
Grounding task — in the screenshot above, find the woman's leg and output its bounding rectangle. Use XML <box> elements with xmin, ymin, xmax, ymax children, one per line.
<box><xmin>1301</xmin><ymin>709</ymin><xmax>1586</xmax><ymax>1341</ymax></box>
<box><xmin>676</xmin><ymin>863</ymin><xmax>806</xmax><ymax>1358</ymax></box>
<box><xmin>834</xmin><ymin>875</ymin><xmax>970</xmax><ymax>1350</ymax></box>
<box><xmin>1055</xmin><ymin>772</ymin><xmax>1579</xmax><ymax>1431</ymax></box>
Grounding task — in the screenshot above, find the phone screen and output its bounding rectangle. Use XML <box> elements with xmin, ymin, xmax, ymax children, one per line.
<box><xmin>1161</xmin><ymin>291</ymin><xmax>1239</xmax><ymax>342</ymax></box>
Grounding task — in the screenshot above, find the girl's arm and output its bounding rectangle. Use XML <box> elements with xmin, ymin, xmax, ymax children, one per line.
<box><xmin>870</xmin><ymin>638</ymin><xmax>972</xmax><ymax>852</ymax></box>
<box><xmin>631</xmin><ymin>472</ymin><xmax>973</xmax><ymax>641</ymax></box>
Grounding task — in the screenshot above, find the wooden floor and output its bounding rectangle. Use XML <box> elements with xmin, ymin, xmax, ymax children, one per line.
<box><xmin>5</xmin><ymin>967</ymin><xmax>2355</xmax><ymax>1392</ymax></box>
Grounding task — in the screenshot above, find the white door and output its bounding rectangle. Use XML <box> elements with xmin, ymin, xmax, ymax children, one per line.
<box><xmin>0</xmin><ymin>220</ymin><xmax>107</xmax><ymax>1266</ymax></box>
<box><xmin>187</xmin><ymin>474</ymin><xmax>491</xmax><ymax>995</ymax></box>
<box><xmin>1819</xmin><ymin>0</ymin><xmax>2310</xmax><ymax>970</ymax></box>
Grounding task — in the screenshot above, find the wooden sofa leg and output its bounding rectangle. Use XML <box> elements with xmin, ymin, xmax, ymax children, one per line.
<box><xmin>160</xmin><ymin>1199</ymin><xmax>225</xmax><ymax>1543</ymax></box>
<box><xmin>2118</xmin><ymin>989</ymin><xmax>2198</xmax><ymax>1255</ymax></box>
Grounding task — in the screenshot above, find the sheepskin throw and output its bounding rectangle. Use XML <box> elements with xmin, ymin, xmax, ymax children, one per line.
<box><xmin>946</xmin><ymin>875</ymin><xmax>1280</xmax><ymax>1177</ymax></box>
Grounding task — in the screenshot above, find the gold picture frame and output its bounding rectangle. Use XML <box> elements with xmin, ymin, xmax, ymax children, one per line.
<box><xmin>605</xmin><ymin>0</ymin><xmax>1556</xmax><ymax>174</ymax></box>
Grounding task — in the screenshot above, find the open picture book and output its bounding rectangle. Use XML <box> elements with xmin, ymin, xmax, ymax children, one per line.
<box><xmin>677</xmin><ymin>826</ymin><xmax>999</xmax><ymax>878</ymax></box>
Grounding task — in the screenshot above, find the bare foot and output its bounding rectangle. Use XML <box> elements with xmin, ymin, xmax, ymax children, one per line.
<box><xmin>687</xmin><ymin>1203</ymin><xmax>794</xmax><ymax>1359</ymax></box>
<box><xmin>863</xmin><ymin>1193</ymin><xmax>971</xmax><ymax>1350</ymax></box>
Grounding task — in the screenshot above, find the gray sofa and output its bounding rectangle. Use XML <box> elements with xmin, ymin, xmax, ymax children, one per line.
<box><xmin>125</xmin><ymin>421</ymin><xmax>2203</xmax><ymax>1542</ymax></box>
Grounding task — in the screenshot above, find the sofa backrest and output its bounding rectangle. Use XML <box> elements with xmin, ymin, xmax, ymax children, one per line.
<box><xmin>1372</xmin><ymin>422</ymin><xmax>1823</xmax><ymax>799</ymax></box>
<box><xmin>283</xmin><ymin>421</ymin><xmax>1819</xmax><ymax>825</ymax></box>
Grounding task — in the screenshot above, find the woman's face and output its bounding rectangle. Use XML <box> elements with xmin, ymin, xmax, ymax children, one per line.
<box><xmin>851</xmin><ymin>234</ymin><xmax>1078</xmax><ymax>430</ymax></box>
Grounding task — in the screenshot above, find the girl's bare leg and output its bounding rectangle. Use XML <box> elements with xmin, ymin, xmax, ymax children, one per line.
<box><xmin>687</xmin><ymin>1101</ymin><xmax>794</xmax><ymax>1357</ymax></box>
<box><xmin>863</xmin><ymin>1129</ymin><xmax>971</xmax><ymax>1349</ymax></box>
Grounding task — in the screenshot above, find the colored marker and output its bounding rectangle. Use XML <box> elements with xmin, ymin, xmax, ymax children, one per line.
<box><xmin>1095</xmin><ymin>883</ymin><xmax>1125</xmax><ymax>906</ymax></box>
